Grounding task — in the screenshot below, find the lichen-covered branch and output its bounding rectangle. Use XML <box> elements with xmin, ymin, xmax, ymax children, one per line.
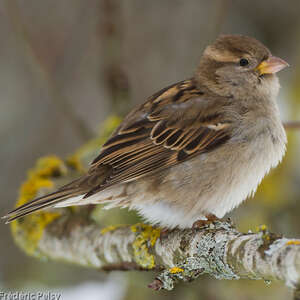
<box><xmin>12</xmin><ymin>209</ymin><xmax>300</xmax><ymax>291</ymax></box>
<box><xmin>8</xmin><ymin>116</ymin><xmax>300</xmax><ymax>292</ymax></box>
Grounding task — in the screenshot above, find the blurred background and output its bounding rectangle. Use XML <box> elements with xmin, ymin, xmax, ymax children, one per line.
<box><xmin>0</xmin><ymin>0</ymin><xmax>300</xmax><ymax>299</ymax></box>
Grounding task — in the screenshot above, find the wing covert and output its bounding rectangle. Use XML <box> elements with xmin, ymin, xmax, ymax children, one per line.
<box><xmin>85</xmin><ymin>79</ymin><xmax>232</xmax><ymax>197</ymax></box>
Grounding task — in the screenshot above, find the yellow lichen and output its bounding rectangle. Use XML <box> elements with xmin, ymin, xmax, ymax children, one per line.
<box><xmin>66</xmin><ymin>154</ymin><xmax>84</xmax><ymax>172</ymax></box>
<box><xmin>100</xmin><ymin>225</ymin><xmax>123</xmax><ymax>235</ymax></box>
<box><xmin>169</xmin><ymin>267</ymin><xmax>184</xmax><ymax>274</ymax></box>
<box><xmin>11</xmin><ymin>116</ymin><xmax>122</xmax><ymax>258</ymax></box>
<box><xmin>10</xmin><ymin>155</ymin><xmax>66</xmax><ymax>257</ymax></box>
<box><xmin>286</xmin><ymin>240</ymin><xmax>300</xmax><ymax>246</ymax></box>
<box><xmin>98</xmin><ymin>115</ymin><xmax>122</xmax><ymax>136</ymax></box>
<box><xmin>66</xmin><ymin>115</ymin><xmax>122</xmax><ymax>172</ymax></box>
<box><xmin>131</xmin><ymin>223</ymin><xmax>161</xmax><ymax>269</ymax></box>
<box><xmin>11</xmin><ymin>212</ymin><xmax>60</xmax><ymax>257</ymax></box>
<box><xmin>256</xmin><ymin>224</ymin><xmax>268</xmax><ymax>232</ymax></box>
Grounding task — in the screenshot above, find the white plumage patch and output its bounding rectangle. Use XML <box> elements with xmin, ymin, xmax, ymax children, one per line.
<box><xmin>54</xmin><ymin>195</ymin><xmax>84</xmax><ymax>207</ymax></box>
<box><xmin>131</xmin><ymin>202</ymin><xmax>204</xmax><ymax>229</ymax></box>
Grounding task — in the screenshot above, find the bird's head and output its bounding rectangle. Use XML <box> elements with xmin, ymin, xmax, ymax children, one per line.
<box><xmin>196</xmin><ymin>35</ymin><xmax>289</xmax><ymax>99</ymax></box>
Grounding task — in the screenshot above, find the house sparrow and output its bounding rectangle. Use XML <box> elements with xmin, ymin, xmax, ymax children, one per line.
<box><xmin>4</xmin><ymin>35</ymin><xmax>289</xmax><ymax>228</ymax></box>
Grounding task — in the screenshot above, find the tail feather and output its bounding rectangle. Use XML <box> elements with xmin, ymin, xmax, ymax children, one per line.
<box><xmin>3</xmin><ymin>169</ymin><xmax>109</xmax><ymax>223</ymax></box>
<box><xmin>3</xmin><ymin>187</ymin><xmax>84</xmax><ymax>224</ymax></box>
<box><xmin>5</xmin><ymin>189</ymin><xmax>73</xmax><ymax>216</ymax></box>
<box><xmin>3</xmin><ymin>194</ymin><xmax>76</xmax><ymax>223</ymax></box>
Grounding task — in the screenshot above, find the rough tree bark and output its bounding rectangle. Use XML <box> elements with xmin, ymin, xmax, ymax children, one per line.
<box><xmin>8</xmin><ymin>117</ymin><xmax>300</xmax><ymax>294</ymax></box>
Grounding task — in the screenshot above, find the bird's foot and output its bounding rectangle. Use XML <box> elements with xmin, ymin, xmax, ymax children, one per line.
<box><xmin>159</xmin><ymin>226</ymin><xmax>177</xmax><ymax>239</ymax></box>
<box><xmin>192</xmin><ymin>213</ymin><xmax>220</xmax><ymax>229</ymax></box>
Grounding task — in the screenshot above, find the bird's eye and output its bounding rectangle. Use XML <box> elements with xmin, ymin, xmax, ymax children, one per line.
<box><xmin>239</xmin><ymin>58</ymin><xmax>249</xmax><ymax>67</ymax></box>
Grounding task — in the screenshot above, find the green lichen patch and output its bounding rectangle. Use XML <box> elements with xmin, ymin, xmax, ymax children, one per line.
<box><xmin>193</xmin><ymin>232</ymin><xmax>238</xmax><ymax>280</ymax></box>
<box><xmin>131</xmin><ymin>223</ymin><xmax>161</xmax><ymax>269</ymax></box>
<box><xmin>157</xmin><ymin>225</ymin><xmax>240</xmax><ymax>290</ymax></box>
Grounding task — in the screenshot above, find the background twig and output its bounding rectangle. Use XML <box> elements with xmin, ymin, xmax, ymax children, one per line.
<box><xmin>4</xmin><ymin>0</ymin><xmax>94</xmax><ymax>141</ymax></box>
<box><xmin>283</xmin><ymin>121</ymin><xmax>300</xmax><ymax>130</ymax></box>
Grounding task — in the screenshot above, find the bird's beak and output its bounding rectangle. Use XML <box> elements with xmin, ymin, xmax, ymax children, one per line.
<box><xmin>256</xmin><ymin>56</ymin><xmax>289</xmax><ymax>75</ymax></box>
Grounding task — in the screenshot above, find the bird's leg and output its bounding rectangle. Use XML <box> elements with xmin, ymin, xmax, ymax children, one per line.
<box><xmin>206</xmin><ymin>213</ymin><xmax>219</xmax><ymax>222</ymax></box>
<box><xmin>159</xmin><ymin>226</ymin><xmax>178</xmax><ymax>239</ymax></box>
<box><xmin>192</xmin><ymin>213</ymin><xmax>220</xmax><ymax>229</ymax></box>
<box><xmin>159</xmin><ymin>227</ymin><xmax>169</xmax><ymax>239</ymax></box>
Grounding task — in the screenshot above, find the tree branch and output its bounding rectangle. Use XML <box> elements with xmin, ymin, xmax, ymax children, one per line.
<box><xmin>7</xmin><ymin>117</ymin><xmax>300</xmax><ymax>293</ymax></box>
<box><xmin>12</xmin><ymin>211</ymin><xmax>300</xmax><ymax>291</ymax></box>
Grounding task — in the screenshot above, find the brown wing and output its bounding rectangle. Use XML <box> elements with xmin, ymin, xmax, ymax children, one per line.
<box><xmin>3</xmin><ymin>79</ymin><xmax>233</xmax><ymax>223</ymax></box>
<box><xmin>84</xmin><ymin>79</ymin><xmax>232</xmax><ymax>197</ymax></box>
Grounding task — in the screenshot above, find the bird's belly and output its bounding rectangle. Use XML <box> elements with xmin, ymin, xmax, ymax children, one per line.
<box><xmin>91</xmin><ymin>130</ymin><xmax>286</xmax><ymax>229</ymax></box>
<box><xmin>204</xmin><ymin>140</ymin><xmax>283</xmax><ymax>218</ymax></box>
<box><xmin>128</xmin><ymin>133</ymin><xmax>285</xmax><ymax>228</ymax></box>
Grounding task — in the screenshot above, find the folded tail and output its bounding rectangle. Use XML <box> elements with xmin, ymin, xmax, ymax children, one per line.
<box><xmin>2</xmin><ymin>176</ymin><xmax>90</xmax><ymax>224</ymax></box>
